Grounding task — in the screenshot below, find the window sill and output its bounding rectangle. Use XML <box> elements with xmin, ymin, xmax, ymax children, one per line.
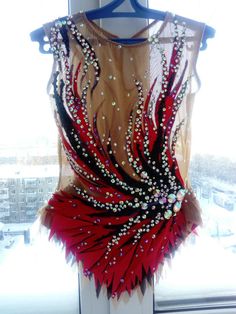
<box><xmin>155</xmin><ymin>295</ymin><xmax>236</xmax><ymax>313</ymax></box>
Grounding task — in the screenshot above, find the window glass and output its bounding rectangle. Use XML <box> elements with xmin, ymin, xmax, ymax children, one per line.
<box><xmin>1</xmin><ymin>1</ymin><xmax>235</xmax><ymax>313</ymax></box>
<box><xmin>148</xmin><ymin>0</ymin><xmax>236</xmax><ymax>311</ymax></box>
<box><xmin>0</xmin><ymin>1</ymin><xmax>79</xmax><ymax>314</ymax></box>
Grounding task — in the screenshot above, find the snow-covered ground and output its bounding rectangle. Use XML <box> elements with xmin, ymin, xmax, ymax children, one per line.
<box><xmin>155</xmin><ymin>195</ymin><xmax>236</xmax><ymax>306</ymax></box>
<box><xmin>155</xmin><ymin>232</ymin><xmax>236</xmax><ymax>301</ymax></box>
<box><xmin>0</xmin><ymin>195</ymin><xmax>236</xmax><ymax>314</ymax></box>
<box><xmin>0</xmin><ymin>220</ymin><xmax>79</xmax><ymax>314</ymax></box>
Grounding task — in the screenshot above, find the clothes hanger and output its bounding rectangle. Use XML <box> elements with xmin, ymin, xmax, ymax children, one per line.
<box><xmin>30</xmin><ymin>0</ymin><xmax>215</xmax><ymax>53</ymax></box>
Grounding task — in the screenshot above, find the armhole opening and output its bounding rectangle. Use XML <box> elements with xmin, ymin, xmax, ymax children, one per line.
<box><xmin>190</xmin><ymin>23</ymin><xmax>206</xmax><ymax>95</ymax></box>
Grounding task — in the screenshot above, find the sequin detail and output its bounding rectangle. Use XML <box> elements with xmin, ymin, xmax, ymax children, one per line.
<box><xmin>42</xmin><ymin>13</ymin><xmax>199</xmax><ymax>298</ymax></box>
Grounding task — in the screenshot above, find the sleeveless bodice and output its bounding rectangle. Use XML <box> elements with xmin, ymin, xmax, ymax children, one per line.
<box><xmin>39</xmin><ymin>11</ymin><xmax>205</xmax><ymax>297</ymax></box>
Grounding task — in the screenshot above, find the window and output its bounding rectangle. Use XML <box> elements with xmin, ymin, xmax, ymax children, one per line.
<box><xmin>0</xmin><ymin>189</ymin><xmax>9</xmax><ymax>197</ymax></box>
<box><xmin>148</xmin><ymin>0</ymin><xmax>236</xmax><ymax>312</ymax></box>
<box><xmin>0</xmin><ymin>1</ymin><xmax>78</xmax><ymax>313</ymax></box>
<box><xmin>0</xmin><ymin>1</ymin><xmax>235</xmax><ymax>313</ymax></box>
<box><xmin>0</xmin><ymin>180</ymin><xmax>8</xmax><ymax>188</ymax></box>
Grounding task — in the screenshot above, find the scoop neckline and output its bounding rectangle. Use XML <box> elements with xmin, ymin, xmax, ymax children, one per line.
<box><xmin>74</xmin><ymin>11</ymin><xmax>172</xmax><ymax>48</ymax></box>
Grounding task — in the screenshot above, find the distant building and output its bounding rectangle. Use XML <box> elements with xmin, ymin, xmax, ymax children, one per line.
<box><xmin>0</xmin><ymin>165</ymin><xmax>59</xmax><ymax>223</ymax></box>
